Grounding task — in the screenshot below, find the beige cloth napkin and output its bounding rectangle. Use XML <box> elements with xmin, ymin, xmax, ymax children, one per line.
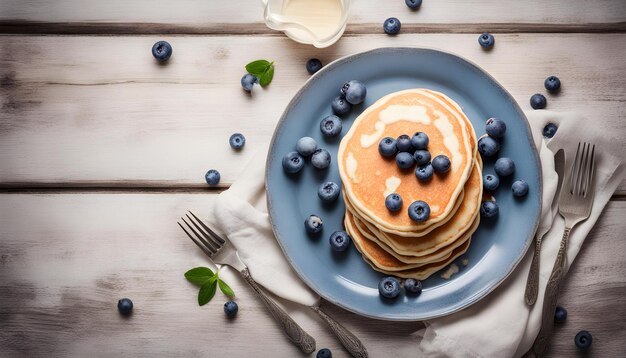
<box><xmin>209</xmin><ymin>111</ymin><xmax>625</xmax><ymax>357</ymax></box>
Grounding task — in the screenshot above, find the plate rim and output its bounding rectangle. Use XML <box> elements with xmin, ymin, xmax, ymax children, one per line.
<box><xmin>265</xmin><ymin>47</ymin><xmax>543</xmax><ymax>321</ymax></box>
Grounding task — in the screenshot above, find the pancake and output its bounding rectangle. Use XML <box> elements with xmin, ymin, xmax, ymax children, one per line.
<box><xmin>338</xmin><ymin>89</ymin><xmax>474</xmax><ymax>232</ymax></box>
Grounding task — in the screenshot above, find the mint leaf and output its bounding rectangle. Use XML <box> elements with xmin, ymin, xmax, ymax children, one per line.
<box><xmin>245</xmin><ymin>60</ymin><xmax>271</xmax><ymax>76</ymax></box>
<box><xmin>198</xmin><ymin>276</ymin><xmax>218</xmax><ymax>306</ymax></box>
<box><xmin>218</xmin><ymin>279</ymin><xmax>235</xmax><ymax>298</ymax></box>
<box><xmin>184</xmin><ymin>267</ymin><xmax>215</xmax><ymax>285</ymax></box>
<box><xmin>258</xmin><ymin>64</ymin><xmax>274</xmax><ymax>87</ymax></box>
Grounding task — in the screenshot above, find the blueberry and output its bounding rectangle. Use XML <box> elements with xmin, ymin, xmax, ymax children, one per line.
<box><xmin>495</xmin><ymin>157</ymin><xmax>516</xmax><ymax>177</ymax></box>
<box><xmin>478</xmin><ymin>33</ymin><xmax>495</xmax><ymax>49</ymax></box>
<box><xmin>331</xmin><ymin>96</ymin><xmax>351</xmax><ymax>116</ymax></box>
<box><xmin>574</xmin><ymin>330</ymin><xmax>592</xmax><ymax>349</ymax></box>
<box><xmin>241</xmin><ymin>73</ymin><xmax>258</xmax><ymax>92</ymax></box>
<box><xmin>316</xmin><ymin>348</ymin><xmax>333</xmax><ymax>358</ymax></box>
<box><xmin>396</xmin><ymin>134</ymin><xmax>413</xmax><ymax>152</ymax></box>
<box><xmin>404</xmin><ymin>278</ymin><xmax>422</xmax><ymax>295</ymax></box>
<box><xmin>340</xmin><ymin>80</ymin><xmax>367</xmax><ymax>105</ymax></box>
<box><xmin>413</xmin><ymin>150</ymin><xmax>431</xmax><ymax>166</ymax></box>
<box><xmin>543</xmin><ymin>123</ymin><xmax>558</xmax><ymax>138</ymax></box>
<box><xmin>383</xmin><ymin>17</ymin><xmax>401</xmax><ymax>35</ymax></box>
<box><xmin>432</xmin><ymin>155</ymin><xmax>451</xmax><ymax>173</ymax></box>
<box><xmin>320</xmin><ymin>115</ymin><xmax>342</xmax><ymax>137</ymax></box>
<box><xmin>224</xmin><ymin>301</ymin><xmax>238</xmax><ymax>317</ymax></box>
<box><xmin>544</xmin><ymin>75</ymin><xmax>561</xmax><ymax>92</ymax></box>
<box><xmin>396</xmin><ymin>152</ymin><xmax>415</xmax><ymax>169</ymax></box>
<box><xmin>282</xmin><ymin>151</ymin><xmax>305</xmax><ymax>173</ymax></box>
<box><xmin>408</xmin><ymin>201</ymin><xmax>430</xmax><ymax>222</ymax></box>
<box><xmin>378</xmin><ymin>137</ymin><xmax>398</xmax><ymax>157</ymax></box>
<box><xmin>405</xmin><ymin>0</ymin><xmax>422</xmax><ymax>10</ymax></box>
<box><xmin>304</xmin><ymin>215</ymin><xmax>323</xmax><ymax>234</ymax></box>
<box><xmin>530</xmin><ymin>93</ymin><xmax>547</xmax><ymax>109</ymax></box>
<box><xmin>205</xmin><ymin>169</ymin><xmax>221</xmax><ymax>186</ymax></box>
<box><xmin>229</xmin><ymin>133</ymin><xmax>245</xmax><ymax>150</ymax></box>
<box><xmin>306</xmin><ymin>58</ymin><xmax>323</xmax><ymax>75</ymax></box>
<box><xmin>478</xmin><ymin>136</ymin><xmax>501</xmax><ymax>157</ymax></box>
<box><xmin>378</xmin><ymin>276</ymin><xmax>401</xmax><ymax>299</ymax></box>
<box><xmin>486</xmin><ymin>117</ymin><xmax>507</xmax><ymax>138</ymax></box>
<box><xmin>385</xmin><ymin>193</ymin><xmax>403</xmax><ymax>212</ymax></box>
<box><xmin>512</xmin><ymin>180</ymin><xmax>529</xmax><ymax>197</ymax></box>
<box><xmin>415</xmin><ymin>163</ymin><xmax>434</xmax><ymax>182</ymax></box>
<box><xmin>117</xmin><ymin>298</ymin><xmax>133</xmax><ymax>315</ymax></box>
<box><xmin>318</xmin><ymin>181</ymin><xmax>340</xmax><ymax>202</ymax></box>
<box><xmin>329</xmin><ymin>230</ymin><xmax>351</xmax><ymax>252</ymax></box>
<box><xmin>554</xmin><ymin>306</ymin><xmax>567</xmax><ymax>323</ymax></box>
<box><xmin>152</xmin><ymin>41</ymin><xmax>172</xmax><ymax>61</ymax></box>
<box><xmin>411</xmin><ymin>132</ymin><xmax>429</xmax><ymax>150</ymax></box>
<box><xmin>483</xmin><ymin>174</ymin><xmax>500</xmax><ymax>191</ymax></box>
<box><xmin>311</xmin><ymin>148</ymin><xmax>331</xmax><ymax>169</ymax></box>
<box><xmin>480</xmin><ymin>200</ymin><xmax>499</xmax><ymax>219</ymax></box>
<box><xmin>296</xmin><ymin>136</ymin><xmax>318</xmax><ymax>157</ymax></box>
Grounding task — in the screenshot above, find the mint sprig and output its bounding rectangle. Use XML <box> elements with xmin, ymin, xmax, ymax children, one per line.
<box><xmin>185</xmin><ymin>266</ymin><xmax>236</xmax><ymax>306</ymax></box>
<box><xmin>245</xmin><ymin>59</ymin><xmax>275</xmax><ymax>87</ymax></box>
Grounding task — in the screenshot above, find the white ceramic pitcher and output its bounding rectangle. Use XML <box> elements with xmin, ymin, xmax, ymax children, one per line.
<box><xmin>261</xmin><ymin>0</ymin><xmax>351</xmax><ymax>48</ymax></box>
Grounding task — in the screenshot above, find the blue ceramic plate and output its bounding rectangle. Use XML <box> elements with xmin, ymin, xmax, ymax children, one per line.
<box><xmin>266</xmin><ymin>48</ymin><xmax>541</xmax><ymax>321</ymax></box>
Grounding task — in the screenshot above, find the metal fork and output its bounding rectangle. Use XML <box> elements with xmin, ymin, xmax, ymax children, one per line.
<box><xmin>532</xmin><ymin>142</ymin><xmax>596</xmax><ymax>357</ymax></box>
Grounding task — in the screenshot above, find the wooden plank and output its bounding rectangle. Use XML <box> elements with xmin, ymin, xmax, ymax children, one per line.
<box><xmin>0</xmin><ymin>194</ymin><xmax>624</xmax><ymax>357</ymax></box>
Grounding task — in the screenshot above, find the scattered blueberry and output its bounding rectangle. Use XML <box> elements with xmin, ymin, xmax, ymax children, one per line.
<box><xmin>117</xmin><ymin>298</ymin><xmax>133</xmax><ymax>315</ymax></box>
<box><xmin>411</xmin><ymin>132</ymin><xmax>429</xmax><ymax>150</ymax></box>
<box><xmin>396</xmin><ymin>134</ymin><xmax>413</xmax><ymax>152</ymax></box>
<box><xmin>320</xmin><ymin>115</ymin><xmax>342</xmax><ymax>137</ymax></box>
<box><xmin>554</xmin><ymin>306</ymin><xmax>567</xmax><ymax>323</ymax></box>
<box><xmin>383</xmin><ymin>17</ymin><xmax>401</xmax><ymax>35</ymax></box>
<box><xmin>544</xmin><ymin>76</ymin><xmax>561</xmax><ymax>92</ymax></box>
<box><xmin>282</xmin><ymin>152</ymin><xmax>305</xmax><ymax>173</ymax></box>
<box><xmin>404</xmin><ymin>278</ymin><xmax>423</xmax><ymax>295</ymax></box>
<box><xmin>408</xmin><ymin>201</ymin><xmax>430</xmax><ymax>222</ymax></box>
<box><xmin>378</xmin><ymin>276</ymin><xmax>401</xmax><ymax>299</ymax></box>
<box><xmin>480</xmin><ymin>200</ymin><xmax>499</xmax><ymax>219</ymax></box>
<box><xmin>296</xmin><ymin>136</ymin><xmax>318</xmax><ymax>157</ymax></box>
<box><xmin>229</xmin><ymin>133</ymin><xmax>245</xmax><ymax>150</ymax></box>
<box><xmin>495</xmin><ymin>157</ymin><xmax>516</xmax><ymax>177</ymax></box>
<box><xmin>543</xmin><ymin>123</ymin><xmax>558</xmax><ymax>138</ymax></box>
<box><xmin>304</xmin><ymin>215</ymin><xmax>323</xmax><ymax>234</ymax></box>
<box><xmin>311</xmin><ymin>148</ymin><xmax>331</xmax><ymax>169</ymax></box>
<box><xmin>478</xmin><ymin>33</ymin><xmax>495</xmax><ymax>49</ymax></box>
<box><xmin>152</xmin><ymin>41</ymin><xmax>172</xmax><ymax>61</ymax></box>
<box><xmin>478</xmin><ymin>136</ymin><xmax>501</xmax><ymax>157</ymax></box>
<box><xmin>486</xmin><ymin>117</ymin><xmax>507</xmax><ymax>138</ymax></box>
<box><xmin>306</xmin><ymin>58</ymin><xmax>323</xmax><ymax>75</ymax></box>
<box><xmin>317</xmin><ymin>348</ymin><xmax>333</xmax><ymax>358</ymax></box>
<box><xmin>530</xmin><ymin>93</ymin><xmax>547</xmax><ymax>109</ymax></box>
<box><xmin>378</xmin><ymin>137</ymin><xmax>398</xmax><ymax>157</ymax></box>
<box><xmin>415</xmin><ymin>163</ymin><xmax>434</xmax><ymax>182</ymax></box>
<box><xmin>413</xmin><ymin>150</ymin><xmax>431</xmax><ymax>166</ymax></box>
<box><xmin>396</xmin><ymin>152</ymin><xmax>416</xmax><ymax>169</ymax></box>
<box><xmin>574</xmin><ymin>330</ymin><xmax>592</xmax><ymax>349</ymax></box>
<box><xmin>405</xmin><ymin>0</ymin><xmax>422</xmax><ymax>10</ymax></box>
<box><xmin>483</xmin><ymin>174</ymin><xmax>500</xmax><ymax>191</ymax></box>
<box><xmin>329</xmin><ymin>230</ymin><xmax>351</xmax><ymax>252</ymax></box>
<box><xmin>385</xmin><ymin>193</ymin><xmax>403</xmax><ymax>212</ymax></box>
<box><xmin>205</xmin><ymin>169</ymin><xmax>221</xmax><ymax>186</ymax></box>
<box><xmin>432</xmin><ymin>155</ymin><xmax>451</xmax><ymax>173</ymax></box>
<box><xmin>241</xmin><ymin>73</ymin><xmax>258</xmax><ymax>92</ymax></box>
<box><xmin>340</xmin><ymin>80</ymin><xmax>367</xmax><ymax>105</ymax></box>
<box><xmin>318</xmin><ymin>181</ymin><xmax>340</xmax><ymax>202</ymax></box>
<box><xmin>331</xmin><ymin>96</ymin><xmax>352</xmax><ymax>116</ymax></box>
<box><xmin>224</xmin><ymin>301</ymin><xmax>238</xmax><ymax>317</ymax></box>
<box><xmin>512</xmin><ymin>180</ymin><xmax>529</xmax><ymax>197</ymax></box>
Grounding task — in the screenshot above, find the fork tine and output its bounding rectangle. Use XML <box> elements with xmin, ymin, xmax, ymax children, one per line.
<box><xmin>177</xmin><ymin>221</ymin><xmax>215</xmax><ymax>256</ymax></box>
<box><xmin>583</xmin><ymin>144</ymin><xmax>595</xmax><ymax>197</ymax></box>
<box><xmin>576</xmin><ymin>143</ymin><xmax>589</xmax><ymax>196</ymax></box>
<box><xmin>188</xmin><ymin>211</ymin><xmax>226</xmax><ymax>244</ymax></box>
<box><xmin>183</xmin><ymin>215</ymin><xmax>221</xmax><ymax>252</ymax></box>
<box><xmin>569</xmin><ymin>142</ymin><xmax>582</xmax><ymax>195</ymax></box>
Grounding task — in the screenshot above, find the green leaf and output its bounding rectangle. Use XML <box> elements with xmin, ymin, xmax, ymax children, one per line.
<box><xmin>245</xmin><ymin>60</ymin><xmax>271</xmax><ymax>76</ymax></box>
<box><xmin>258</xmin><ymin>64</ymin><xmax>274</xmax><ymax>87</ymax></box>
<box><xmin>218</xmin><ymin>279</ymin><xmax>235</xmax><ymax>298</ymax></box>
<box><xmin>184</xmin><ymin>267</ymin><xmax>215</xmax><ymax>285</ymax></box>
<box><xmin>198</xmin><ymin>276</ymin><xmax>218</xmax><ymax>306</ymax></box>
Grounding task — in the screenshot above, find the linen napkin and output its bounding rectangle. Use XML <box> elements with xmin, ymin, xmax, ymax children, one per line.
<box><xmin>209</xmin><ymin>110</ymin><xmax>625</xmax><ymax>357</ymax></box>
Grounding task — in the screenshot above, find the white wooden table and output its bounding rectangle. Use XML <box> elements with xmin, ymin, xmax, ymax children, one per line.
<box><xmin>1</xmin><ymin>1</ymin><xmax>625</xmax><ymax>357</ymax></box>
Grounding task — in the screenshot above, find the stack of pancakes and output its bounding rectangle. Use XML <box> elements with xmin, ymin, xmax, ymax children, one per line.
<box><xmin>338</xmin><ymin>89</ymin><xmax>482</xmax><ymax>280</ymax></box>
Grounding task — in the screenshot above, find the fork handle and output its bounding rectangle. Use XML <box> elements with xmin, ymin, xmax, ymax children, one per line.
<box><xmin>311</xmin><ymin>305</ymin><xmax>368</xmax><ymax>358</ymax></box>
<box><xmin>532</xmin><ymin>226</ymin><xmax>571</xmax><ymax>357</ymax></box>
<box><xmin>524</xmin><ymin>234</ymin><xmax>543</xmax><ymax>305</ymax></box>
<box><xmin>241</xmin><ymin>267</ymin><xmax>316</xmax><ymax>354</ymax></box>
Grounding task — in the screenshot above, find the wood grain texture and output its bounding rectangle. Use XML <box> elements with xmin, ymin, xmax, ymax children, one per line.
<box><xmin>1</xmin><ymin>34</ymin><xmax>625</xmax><ymax>193</ymax></box>
<box><xmin>0</xmin><ymin>194</ymin><xmax>624</xmax><ymax>357</ymax></box>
